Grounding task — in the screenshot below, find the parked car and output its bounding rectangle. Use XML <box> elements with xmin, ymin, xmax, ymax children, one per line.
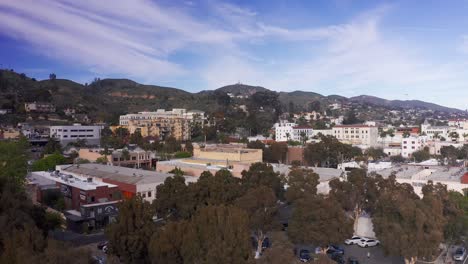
<box><xmin>344</xmin><ymin>236</ymin><xmax>362</xmax><ymax>245</ymax></box>
<box><xmin>357</xmin><ymin>238</ymin><xmax>380</xmax><ymax>248</ymax></box>
<box><xmin>262</xmin><ymin>237</ymin><xmax>270</xmax><ymax>249</ymax></box>
<box><xmin>97</xmin><ymin>241</ymin><xmax>108</xmax><ymax>250</ymax></box>
<box><xmin>453</xmin><ymin>247</ymin><xmax>467</xmax><ymax>261</ymax></box>
<box><xmin>347</xmin><ymin>257</ymin><xmax>359</xmax><ymax>264</ymax></box>
<box><xmin>299</xmin><ymin>249</ymin><xmax>311</xmax><ymax>262</ymax></box>
<box><xmin>330</xmin><ymin>252</ymin><xmax>345</xmax><ymax>264</ymax></box>
<box><xmin>91</xmin><ymin>256</ymin><xmax>105</xmax><ymax>264</ymax></box>
<box><xmin>326</xmin><ymin>245</ymin><xmax>345</xmax><ymax>255</ymax></box>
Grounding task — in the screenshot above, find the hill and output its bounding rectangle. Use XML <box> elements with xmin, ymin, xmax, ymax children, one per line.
<box><xmin>349</xmin><ymin>95</ymin><xmax>462</xmax><ymax>113</ymax></box>
<box><xmin>214</xmin><ymin>83</ymin><xmax>269</xmax><ymax>95</ymax></box>
<box><xmin>0</xmin><ymin>69</ymin><xmax>464</xmax><ymax>127</ymax></box>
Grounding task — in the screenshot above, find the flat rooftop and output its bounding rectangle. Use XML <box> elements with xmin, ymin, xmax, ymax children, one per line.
<box><xmin>56</xmin><ymin>164</ymin><xmax>195</xmax><ymax>186</ymax></box>
<box><xmin>31</xmin><ymin>171</ymin><xmax>117</xmax><ymax>191</ymax></box>
<box><xmin>372</xmin><ymin>164</ymin><xmax>466</xmax><ymax>182</ymax></box>
<box><xmin>272</xmin><ymin>164</ymin><xmax>344</xmax><ymax>182</ymax></box>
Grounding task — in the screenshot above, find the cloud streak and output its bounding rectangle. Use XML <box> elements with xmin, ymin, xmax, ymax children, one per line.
<box><xmin>0</xmin><ymin>0</ymin><xmax>467</xmax><ymax>109</ymax></box>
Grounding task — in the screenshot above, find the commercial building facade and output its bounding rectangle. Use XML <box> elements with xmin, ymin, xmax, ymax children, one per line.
<box><xmin>50</xmin><ymin>124</ymin><xmax>103</xmax><ymax>146</ymax></box>
<box><xmin>118</xmin><ymin>109</ymin><xmax>205</xmax><ymax>140</ymax></box>
<box><xmin>332</xmin><ymin>125</ymin><xmax>379</xmax><ymax>147</ymax></box>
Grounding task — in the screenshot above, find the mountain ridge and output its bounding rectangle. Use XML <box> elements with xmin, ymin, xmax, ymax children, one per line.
<box><xmin>0</xmin><ymin>70</ymin><xmax>464</xmax><ymax>125</ymax></box>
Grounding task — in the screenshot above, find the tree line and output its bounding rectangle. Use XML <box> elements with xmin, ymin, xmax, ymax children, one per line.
<box><xmin>0</xmin><ymin>139</ymin><xmax>92</xmax><ymax>263</ymax></box>
<box><xmin>106</xmin><ymin>163</ymin><xmax>468</xmax><ymax>264</ymax></box>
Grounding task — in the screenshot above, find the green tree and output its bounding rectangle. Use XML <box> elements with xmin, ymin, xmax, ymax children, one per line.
<box><xmin>365</xmin><ymin>147</ymin><xmax>386</xmax><ymax>161</ymax></box>
<box><xmin>149</xmin><ymin>220</ymin><xmax>188</xmax><ymax>264</ymax></box>
<box><xmin>154</xmin><ymin>175</ymin><xmax>190</xmax><ymax>220</ymax></box>
<box><xmin>106</xmin><ymin>195</ymin><xmax>155</xmax><ymax>263</ymax></box>
<box><xmin>304</xmin><ymin>134</ymin><xmax>362</xmax><ymax>167</ymax></box>
<box><xmin>412</xmin><ymin>146</ymin><xmax>430</xmax><ymax>162</ymax></box>
<box><xmin>236</xmin><ymin>186</ymin><xmax>278</xmax><ymax>258</ymax></box>
<box><xmin>189</xmin><ymin>170</ymin><xmax>243</xmax><ymax>210</ymax></box>
<box><xmin>373</xmin><ymin>177</ymin><xmax>445</xmax><ymax>264</ymax></box>
<box><xmin>285</xmin><ymin>167</ymin><xmax>320</xmax><ymax>203</ymax></box>
<box><xmin>95</xmin><ymin>155</ymin><xmax>108</xmax><ymax>164</ymax></box>
<box><xmin>181</xmin><ymin>205</ymin><xmax>252</xmax><ymax>264</ymax></box>
<box><xmin>0</xmin><ymin>139</ymin><xmax>29</xmax><ymax>188</ymax></box>
<box><xmin>329</xmin><ymin>169</ymin><xmax>379</xmax><ymax>232</ymax></box>
<box><xmin>43</xmin><ymin>138</ymin><xmax>62</xmax><ymax>155</ymax></box>
<box><xmin>164</xmin><ymin>136</ymin><xmax>181</xmax><ymax>153</ymax></box>
<box><xmin>31</xmin><ymin>153</ymin><xmax>68</xmax><ymax>171</ymax></box>
<box><xmin>129</xmin><ymin>131</ymin><xmax>144</xmax><ymax>146</ymax></box>
<box><xmin>121</xmin><ymin>149</ymin><xmax>130</xmax><ymax>161</ymax></box>
<box><xmin>241</xmin><ymin>162</ymin><xmax>283</xmax><ymax>199</ymax></box>
<box><xmin>288</xmin><ymin>195</ymin><xmax>353</xmax><ymax>252</ymax></box>
<box><xmin>264</xmin><ymin>142</ymin><xmax>287</xmax><ymax>163</ymax></box>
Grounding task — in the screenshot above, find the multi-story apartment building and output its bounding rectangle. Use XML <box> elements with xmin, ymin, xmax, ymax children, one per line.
<box><xmin>78</xmin><ymin>147</ymin><xmax>154</xmax><ymax>169</ymax></box>
<box><xmin>274</xmin><ymin>121</ymin><xmax>296</xmax><ymax>142</ymax></box>
<box><xmin>332</xmin><ymin>125</ymin><xmax>379</xmax><ymax>147</ymax></box>
<box><xmin>24</xmin><ymin>102</ymin><xmax>56</xmax><ymax>113</ymax></box>
<box><xmin>292</xmin><ymin>126</ymin><xmax>315</xmax><ymax>142</ymax></box>
<box><xmin>421</xmin><ymin>119</ymin><xmax>468</xmax><ymax>142</ymax></box>
<box><xmin>50</xmin><ymin>124</ymin><xmax>103</xmax><ymax>146</ymax></box>
<box><xmin>118</xmin><ymin>109</ymin><xmax>205</xmax><ymax>141</ymax></box>
<box><xmin>401</xmin><ymin>135</ymin><xmax>429</xmax><ymax>158</ymax></box>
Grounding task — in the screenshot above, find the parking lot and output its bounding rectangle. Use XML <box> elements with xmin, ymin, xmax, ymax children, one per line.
<box><xmin>342</xmin><ymin>244</ymin><xmax>404</xmax><ymax>264</ymax></box>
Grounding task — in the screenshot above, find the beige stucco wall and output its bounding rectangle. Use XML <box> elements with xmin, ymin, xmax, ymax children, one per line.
<box><xmin>193</xmin><ymin>148</ymin><xmax>262</xmax><ymax>163</ymax></box>
<box><xmin>78</xmin><ymin>148</ymin><xmax>107</xmax><ymax>162</ymax></box>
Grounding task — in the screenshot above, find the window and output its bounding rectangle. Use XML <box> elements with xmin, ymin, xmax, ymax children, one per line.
<box><xmin>412</xmin><ymin>147</ymin><xmax>415</xmax><ymax>149</ymax></box>
<box><xmin>147</xmin><ymin>191</ymin><xmax>152</xmax><ymax>198</ymax></box>
<box><xmin>113</xmin><ymin>158</ymin><xmax>118</xmax><ymax>162</ymax></box>
<box><xmin>132</xmin><ymin>157</ymin><xmax>136</xmax><ymax>160</ymax></box>
<box><xmin>404</xmin><ymin>146</ymin><xmax>407</xmax><ymax>149</ymax></box>
<box><xmin>403</xmin><ymin>141</ymin><xmax>407</xmax><ymax>144</ymax></box>
<box><xmin>63</xmin><ymin>129</ymin><xmax>68</xmax><ymax>132</ymax></box>
<box><xmin>91</xmin><ymin>196</ymin><xmax>95</xmax><ymax>202</ymax></box>
<box><xmin>63</xmin><ymin>135</ymin><xmax>68</xmax><ymax>138</ymax></box>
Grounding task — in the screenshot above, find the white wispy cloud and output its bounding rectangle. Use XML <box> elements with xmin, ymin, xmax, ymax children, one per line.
<box><xmin>0</xmin><ymin>0</ymin><xmax>466</xmax><ymax>109</ymax></box>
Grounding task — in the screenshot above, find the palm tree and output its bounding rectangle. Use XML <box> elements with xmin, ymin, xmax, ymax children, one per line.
<box><xmin>285</xmin><ymin>132</ymin><xmax>290</xmax><ymax>141</ymax></box>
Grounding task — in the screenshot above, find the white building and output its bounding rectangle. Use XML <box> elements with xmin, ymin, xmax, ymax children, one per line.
<box><xmin>291</xmin><ymin>126</ymin><xmax>314</xmax><ymax>142</ymax></box>
<box><xmin>448</xmin><ymin>118</ymin><xmax>468</xmax><ymax>129</ymax></box>
<box><xmin>401</xmin><ymin>136</ymin><xmax>429</xmax><ymax>158</ymax></box>
<box><xmin>119</xmin><ymin>109</ymin><xmax>205</xmax><ymax>126</ymax></box>
<box><xmin>421</xmin><ymin>119</ymin><xmax>468</xmax><ymax>142</ymax></box>
<box><xmin>274</xmin><ymin>121</ymin><xmax>296</xmax><ymax>142</ymax></box>
<box><xmin>372</xmin><ymin>164</ymin><xmax>468</xmax><ymax>197</ymax></box>
<box><xmin>50</xmin><ymin>124</ymin><xmax>103</xmax><ymax>146</ymax></box>
<box><xmin>332</xmin><ymin>125</ymin><xmax>379</xmax><ymax>147</ymax></box>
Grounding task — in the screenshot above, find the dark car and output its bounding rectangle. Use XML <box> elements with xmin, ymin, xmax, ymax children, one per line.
<box><xmin>326</xmin><ymin>245</ymin><xmax>345</xmax><ymax>255</ymax></box>
<box><xmin>330</xmin><ymin>252</ymin><xmax>345</xmax><ymax>264</ymax></box>
<box><xmin>97</xmin><ymin>241</ymin><xmax>108</xmax><ymax>250</ymax></box>
<box><xmin>299</xmin><ymin>249</ymin><xmax>311</xmax><ymax>262</ymax></box>
<box><xmin>262</xmin><ymin>237</ymin><xmax>270</xmax><ymax>249</ymax></box>
<box><xmin>347</xmin><ymin>257</ymin><xmax>359</xmax><ymax>264</ymax></box>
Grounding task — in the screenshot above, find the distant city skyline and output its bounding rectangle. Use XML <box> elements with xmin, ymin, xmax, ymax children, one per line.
<box><xmin>0</xmin><ymin>0</ymin><xmax>468</xmax><ymax>109</ymax></box>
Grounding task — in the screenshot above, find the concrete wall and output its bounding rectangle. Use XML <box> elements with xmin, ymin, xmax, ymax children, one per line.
<box><xmin>193</xmin><ymin>148</ymin><xmax>262</xmax><ymax>163</ymax></box>
<box><xmin>78</xmin><ymin>148</ymin><xmax>105</xmax><ymax>162</ymax></box>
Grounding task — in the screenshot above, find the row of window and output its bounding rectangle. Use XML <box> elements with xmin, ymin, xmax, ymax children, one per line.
<box><xmin>54</xmin><ymin>129</ymin><xmax>95</xmax><ymax>132</ymax></box>
<box><xmin>62</xmin><ymin>134</ymin><xmax>95</xmax><ymax>138</ymax></box>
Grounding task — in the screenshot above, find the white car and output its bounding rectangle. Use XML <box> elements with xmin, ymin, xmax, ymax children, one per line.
<box><xmin>357</xmin><ymin>238</ymin><xmax>380</xmax><ymax>248</ymax></box>
<box><xmin>344</xmin><ymin>236</ymin><xmax>363</xmax><ymax>245</ymax></box>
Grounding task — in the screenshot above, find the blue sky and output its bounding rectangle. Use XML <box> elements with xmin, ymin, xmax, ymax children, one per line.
<box><xmin>1</xmin><ymin>0</ymin><xmax>468</xmax><ymax>109</ymax></box>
